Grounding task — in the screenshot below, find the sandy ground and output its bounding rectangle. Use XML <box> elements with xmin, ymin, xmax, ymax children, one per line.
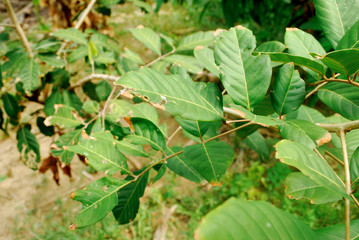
<box><xmin>0</xmin><ymin>133</ymin><xmax>91</xmax><ymax>239</ymax></box>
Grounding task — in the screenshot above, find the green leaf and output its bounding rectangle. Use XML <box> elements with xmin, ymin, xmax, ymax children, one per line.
<box><xmin>67</xmin><ymin>45</ymin><xmax>88</xmax><ymax>63</ymax></box>
<box><xmin>285</xmin><ymin>28</ymin><xmax>326</xmax><ymax>58</ymax></box>
<box><xmin>243</xmin><ymin>131</ymin><xmax>270</xmax><ymax>161</ymax></box>
<box><xmin>44</xmin><ymin>105</ymin><xmax>83</xmax><ymax>128</ymax></box>
<box><xmin>285</xmin><ymin>172</ymin><xmax>342</xmax><ymax>204</ymax></box>
<box><xmin>163</xmin><ymin>54</ymin><xmax>203</xmax><ymax>74</ymax></box>
<box><xmin>18</xmin><ymin>58</ymin><xmax>41</xmax><ymax>92</ymax></box>
<box><xmin>51</xmin><ymin>28</ymin><xmax>88</xmax><ymax>46</ymax></box>
<box><xmin>315</xmin><ymin>220</ymin><xmax>359</xmax><ymax>240</ymax></box>
<box><xmin>16</xmin><ymin>126</ymin><xmax>40</xmax><ymax>170</ymax></box>
<box><xmin>125</xmin><ymin>117</ymin><xmax>166</xmax><ymax>152</ymax></box>
<box><xmin>123</xmin><ymin>48</ymin><xmax>144</xmax><ymax>65</ymax></box>
<box><xmin>230</xmin><ymin>105</ymin><xmax>282</xmax><ymax>127</ymax></box>
<box><xmin>37</xmin><ymin>54</ymin><xmax>65</xmax><ymax>68</ymax></box>
<box><xmin>214</xmin><ymin>27</ymin><xmax>271</xmax><ymax>111</ymax></box>
<box><xmin>176</xmin><ymin>31</ymin><xmax>215</xmax><ymax>51</ymax></box>
<box><xmin>82</xmin><ymin>100</ymin><xmax>100</xmax><ymax>114</ymax></box>
<box><xmin>44</xmin><ymin>89</ymin><xmax>63</xmax><ymax>116</ymax></box>
<box><xmin>268</xmin><ymin>53</ymin><xmax>326</xmax><ymax>76</ymax></box>
<box><xmin>320</xmin><ymin>49</ymin><xmax>359</xmax><ymax>76</ymax></box>
<box><xmin>130</xmin><ymin>26</ymin><xmax>161</xmax><ymax>55</ymax></box>
<box><xmin>337</xmin><ymin>19</ymin><xmax>359</xmax><ymax>50</ymax></box>
<box><xmin>350</xmin><ymin>147</ymin><xmax>359</xmax><ymax>185</ymax></box>
<box><xmin>271</xmin><ymin>63</ymin><xmax>306</xmax><ymax>116</ymax></box>
<box><xmin>116</xmin><ymin>140</ymin><xmax>149</xmax><ymax>158</ymax></box>
<box><xmin>275</xmin><ymin>140</ymin><xmax>347</xmax><ymax>198</ymax></box>
<box><xmin>95</xmin><ymin>80</ymin><xmax>112</xmax><ymax>101</ymax></box>
<box><xmin>194</xmin><ymin>46</ymin><xmax>220</xmax><ymax>77</ymax></box>
<box><xmin>67</xmin><ymin>133</ymin><xmax>130</xmax><ymax>175</ymax></box>
<box><xmin>254</xmin><ymin>41</ymin><xmax>286</xmax><ymax>53</ymax></box>
<box><xmin>72</xmin><ymin>176</ymin><xmax>130</xmax><ymax>228</ymax></box>
<box><xmin>51</xmin><ymin>129</ymin><xmax>82</xmax><ymax>164</ymax></box>
<box><xmin>286</xmin><ymin>105</ymin><xmax>327</xmax><ymax>123</ymax></box>
<box><xmin>184</xmin><ymin>141</ymin><xmax>234</xmax><ymax>185</ymax></box>
<box><xmin>2</xmin><ymin>93</ymin><xmax>20</xmax><ymax>119</ymax></box>
<box><xmin>318</xmin><ymin>82</ymin><xmax>359</xmax><ymax>121</ymax></box>
<box><xmin>278</xmin><ymin>119</ymin><xmax>331</xmax><ymax>149</ymax></box>
<box><xmin>105</xmin><ymin>99</ymin><xmax>131</xmax><ymax>123</ymax></box>
<box><xmin>112</xmin><ymin>169</ymin><xmax>149</xmax><ymax>224</ymax></box>
<box><xmin>131</xmin><ymin>103</ymin><xmax>159</xmax><ymax>125</ymax></box>
<box><xmin>2</xmin><ymin>50</ymin><xmax>28</xmax><ymax>74</ymax></box>
<box><xmin>166</xmin><ymin>147</ymin><xmax>204</xmax><ymax>183</ymax></box>
<box><xmin>175</xmin><ymin>117</ymin><xmax>210</xmax><ymax>138</ymax></box>
<box><xmin>118</xmin><ymin>68</ymin><xmax>223</xmax><ymax>121</ymax></box>
<box><xmin>314</xmin><ymin>0</ymin><xmax>359</xmax><ymax>48</ymax></box>
<box><xmin>196</xmin><ymin>198</ymin><xmax>316</xmax><ymax>240</ymax></box>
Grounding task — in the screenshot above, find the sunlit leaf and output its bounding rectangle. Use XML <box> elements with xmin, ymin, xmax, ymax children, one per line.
<box><xmin>17</xmin><ymin>125</ymin><xmax>40</xmax><ymax>170</ymax></box>
<box><xmin>336</xmin><ymin>19</ymin><xmax>359</xmax><ymax>50</ymax></box>
<box><xmin>177</xmin><ymin>31</ymin><xmax>215</xmax><ymax>51</ymax></box>
<box><xmin>44</xmin><ymin>105</ymin><xmax>83</xmax><ymax>128</ymax></box>
<box><xmin>130</xmin><ymin>26</ymin><xmax>161</xmax><ymax>55</ymax></box>
<box><xmin>315</xmin><ymin>219</ymin><xmax>359</xmax><ymax>240</ymax></box>
<box><xmin>320</xmin><ymin>49</ymin><xmax>359</xmax><ymax>76</ymax></box>
<box><xmin>51</xmin><ymin>28</ymin><xmax>88</xmax><ymax>46</ymax></box>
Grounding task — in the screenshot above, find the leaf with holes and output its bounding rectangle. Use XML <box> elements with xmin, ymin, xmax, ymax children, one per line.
<box><xmin>51</xmin><ymin>129</ymin><xmax>82</xmax><ymax>164</ymax></box>
<box><xmin>16</xmin><ymin>126</ymin><xmax>40</xmax><ymax>170</ymax></box>
<box><xmin>285</xmin><ymin>172</ymin><xmax>342</xmax><ymax>204</ymax></box>
<box><xmin>71</xmin><ymin>176</ymin><xmax>129</xmax><ymax>228</ymax></box>
<box><xmin>117</xmin><ymin>67</ymin><xmax>223</xmax><ymax>121</ymax></box>
<box><xmin>195</xmin><ymin>198</ymin><xmax>316</xmax><ymax>240</ymax></box>
<box><xmin>67</xmin><ymin>133</ymin><xmax>130</xmax><ymax>175</ymax></box>
<box><xmin>44</xmin><ymin>105</ymin><xmax>83</xmax><ymax>128</ymax></box>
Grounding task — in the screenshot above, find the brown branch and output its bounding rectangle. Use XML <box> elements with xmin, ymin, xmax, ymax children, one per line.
<box><xmin>317</xmin><ymin>120</ymin><xmax>359</xmax><ymax>132</ymax></box>
<box><xmin>305</xmin><ymin>82</ymin><xmax>328</xmax><ymax>100</ymax></box>
<box><xmin>3</xmin><ymin>0</ymin><xmax>33</xmax><ymax>58</ymax></box>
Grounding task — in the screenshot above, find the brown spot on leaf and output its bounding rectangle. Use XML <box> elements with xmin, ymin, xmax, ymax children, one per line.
<box><xmin>70</xmin><ymin>192</ymin><xmax>75</xmax><ymax>199</ymax></box>
<box><xmin>286</xmin><ymin>27</ymin><xmax>298</xmax><ymax>31</ymax></box>
<box><xmin>316</xmin><ymin>132</ymin><xmax>331</xmax><ymax>146</ymax></box>
<box><xmin>68</xmin><ymin>224</ymin><xmax>76</xmax><ymax>230</ymax></box>
<box><xmin>124</xmin><ymin>116</ymin><xmax>134</xmax><ymax>132</ymax></box>
<box><xmin>195</xmin><ymin>46</ymin><xmax>204</xmax><ymax>51</ymax></box>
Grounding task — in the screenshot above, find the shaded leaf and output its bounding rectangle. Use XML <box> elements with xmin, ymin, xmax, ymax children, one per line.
<box><xmin>163</xmin><ymin>54</ymin><xmax>203</xmax><ymax>74</ymax></box>
<box><xmin>184</xmin><ymin>141</ymin><xmax>234</xmax><ymax>185</ymax></box>
<box><xmin>254</xmin><ymin>41</ymin><xmax>286</xmax><ymax>53</ymax></box>
<box><xmin>243</xmin><ymin>131</ymin><xmax>270</xmax><ymax>161</ymax></box>
<box><xmin>336</xmin><ymin>19</ymin><xmax>359</xmax><ymax>50</ymax></box>
<box><xmin>36</xmin><ymin>117</ymin><xmax>54</xmax><ymax>136</ymax></box>
<box><xmin>51</xmin><ymin>129</ymin><xmax>82</xmax><ymax>164</ymax></box>
<box><xmin>286</xmin><ymin>105</ymin><xmax>327</xmax><ymax>123</ymax></box>
<box><xmin>194</xmin><ymin>46</ymin><xmax>220</xmax><ymax>77</ymax></box>
<box><xmin>271</xmin><ymin>63</ymin><xmax>306</xmax><ymax>116</ymax></box>
<box><xmin>18</xmin><ymin>58</ymin><xmax>41</xmax><ymax>92</ymax></box>
<box><xmin>315</xmin><ymin>220</ymin><xmax>359</xmax><ymax>240</ymax></box>
<box><xmin>286</xmin><ymin>172</ymin><xmax>342</xmax><ymax>204</ymax></box>
<box><xmin>350</xmin><ymin>147</ymin><xmax>359</xmax><ymax>186</ymax></box>
<box><xmin>230</xmin><ymin>105</ymin><xmax>282</xmax><ymax>127</ymax></box>
<box><xmin>2</xmin><ymin>93</ymin><xmax>20</xmax><ymax>119</ymax></box>
<box><xmin>112</xmin><ymin>169</ymin><xmax>149</xmax><ymax>224</ymax></box>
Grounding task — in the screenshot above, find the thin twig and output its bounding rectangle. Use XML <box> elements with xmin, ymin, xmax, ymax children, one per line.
<box><xmin>305</xmin><ymin>82</ymin><xmax>328</xmax><ymax>100</ymax></box>
<box><xmin>57</xmin><ymin>0</ymin><xmax>98</xmax><ymax>55</ymax></box>
<box><xmin>204</xmin><ymin>122</ymin><xmax>253</xmax><ymax>143</ymax></box>
<box><xmin>1</xmin><ymin>2</ymin><xmax>33</xmax><ymax>25</ymax></box>
<box><xmin>101</xmin><ymin>86</ymin><xmax>117</xmax><ymax>130</ymax></box>
<box><xmin>70</xmin><ymin>74</ymin><xmax>120</xmax><ymax>89</ymax></box>
<box><xmin>325</xmin><ymin>150</ymin><xmax>344</xmax><ymax>166</ymax></box>
<box><xmin>3</xmin><ymin>0</ymin><xmax>33</xmax><ymax>57</ymax></box>
<box><xmin>144</xmin><ymin>48</ymin><xmax>176</xmax><ymax>67</ymax></box>
<box><xmin>351</xmin><ymin>194</ymin><xmax>359</xmax><ymax>209</ymax></box>
<box><xmin>166</xmin><ymin>126</ymin><xmax>182</xmax><ymax>146</ymax></box>
<box><xmin>339</xmin><ymin>130</ymin><xmax>351</xmax><ymax>240</ymax></box>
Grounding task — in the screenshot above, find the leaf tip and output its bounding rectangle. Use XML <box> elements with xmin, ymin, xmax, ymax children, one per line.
<box><xmin>195</xmin><ymin>46</ymin><xmax>204</xmax><ymax>51</ymax></box>
<box><xmin>286</xmin><ymin>27</ymin><xmax>298</xmax><ymax>31</ymax></box>
<box><xmin>235</xmin><ymin>25</ymin><xmax>246</xmax><ymax>30</ymax></box>
<box><xmin>70</xmin><ymin>192</ymin><xmax>75</xmax><ymax>199</ymax></box>
<box><xmin>68</xmin><ymin>224</ymin><xmax>76</xmax><ymax>230</ymax></box>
